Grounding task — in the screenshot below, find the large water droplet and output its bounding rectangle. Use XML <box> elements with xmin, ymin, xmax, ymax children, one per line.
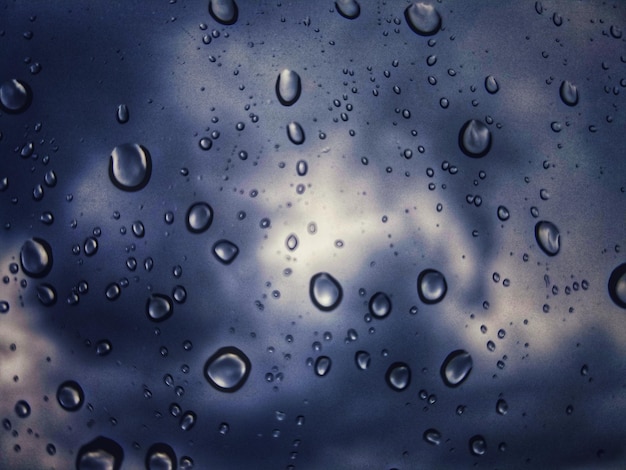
<box><xmin>20</xmin><ymin>237</ymin><xmax>53</xmax><ymax>277</ymax></box>
<box><xmin>459</xmin><ymin>119</ymin><xmax>492</xmax><ymax>158</ymax></box>
<box><xmin>440</xmin><ymin>350</ymin><xmax>473</xmax><ymax>387</ymax></box>
<box><xmin>276</xmin><ymin>69</ymin><xmax>302</xmax><ymax>106</ymax></box>
<box><xmin>209</xmin><ymin>0</ymin><xmax>239</xmax><ymax>25</ymax></box>
<box><xmin>335</xmin><ymin>0</ymin><xmax>360</xmax><ymax>19</ymax></box>
<box><xmin>423</xmin><ymin>428</ymin><xmax>442</xmax><ymax>445</ymax></box>
<box><xmin>369</xmin><ymin>292</ymin><xmax>392</xmax><ymax>319</ymax></box>
<box><xmin>145</xmin><ymin>443</ymin><xmax>176</xmax><ymax>470</ymax></box>
<box><xmin>76</xmin><ymin>436</ymin><xmax>124</xmax><ymax>470</ymax></box>
<box><xmin>355</xmin><ymin>351</ymin><xmax>371</xmax><ymax>370</ymax></box>
<box><xmin>204</xmin><ymin>346</ymin><xmax>251</xmax><ymax>392</ymax></box>
<box><xmin>186</xmin><ymin>202</ymin><xmax>213</xmax><ymax>233</ymax></box>
<box><xmin>535</xmin><ymin>220</ymin><xmax>560</xmax><ymax>256</ymax></box>
<box><xmin>386</xmin><ymin>362</ymin><xmax>411</xmax><ymax>391</ymax></box>
<box><xmin>109</xmin><ymin>144</ymin><xmax>152</xmax><ymax>191</ymax></box>
<box><xmin>310</xmin><ymin>272</ymin><xmax>343</xmax><ymax>311</ymax></box>
<box><xmin>469</xmin><ymin>435</ymin><xmax>487</xmax><ymax>456</ymax></box>
<box><xmin>608</xmin><ymin>263</ymin><xmax>626</xmax><ymax>309</ymax></box>
<box><xmin>314</xmin><ymin>356</ymin><xmax>332</xmax><ymax>376</ymax></box>
<box><xmin>404</xmin><ymin>2</ymin><xmax>442</xmax><ymax>36</ymax></box>
<box><xmin>0</xmin><ymin>79</ymin><xmax>32</xmax><ymax>113</ymax></box>
<box><xmin>485</xmin><ymin>75</ymin><xmax>499</xmax><ymax>94</ymax></box>
<box><xmin>287</xmin><ymin>121</ymin><xmax>305</xmax><ymax>145</ymax></box>
<box><xmin>37</xmin><ymin>283</ymin><xmax>57</xmax><ymax>306</ymax></box>
<box><xmin>296</xmin><ymin>160</ymin><xmax>308</xmax><ymax>176</ymax></box>
<box><xmin>559</xmin><ymin>80</ymin><xmax>579</xmax><ymax>106</ymax></box>
<box><xmin>146</xmin><ymin>294</ymin><xmax>174</xmax><ymax>322</ymax></box>
<box><xmin>57</xmin><ymin>380</ymin><xmax>84</xmax><ymax>411</ymax></box>
<box><xmin>417</xmin><ymin>269</ymin><xmax>447</xmax><ymax>304</ymax></box>
<box><xmin>213</xmin><ymin>240</ymin><xmax>239</xmax><ymax>265</ymax></box>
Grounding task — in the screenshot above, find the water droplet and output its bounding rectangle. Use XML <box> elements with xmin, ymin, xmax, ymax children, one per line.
<box><xmin>386</xmin><ymin>362</ymin><xmax>411</xmax><ymax>391</ymax></box>
<box><xmin>497</xmin><ymin>205</ymin><xmax>510</xmax><ymax>221</ymax></box>
<box><xmin>559</xmin><ymin>80</ymin><xmax>579</xmax><ymax>106</ymax></box>
<box><xmin>404</xmin><ymin>2</ymin><xmax>442</xmax><ymax>36</ymax></box>
<box><xmin>0</xmin><ymin>79</ymin><xmax>32</xmax><ymax>113</ymax></box>
<box><xmin>459</xmin><ymin>119</ymin><xmax>492</xmax><ymax>158</ymax></box>
<box><xmin>146</xmin><ymin>294</ymin><xmax>174</xmax><ymax>322</ymax></box>
<box><xmin>57</xmin><ymin>380</ymin><xmax>84</xmax><ymax>411</ymax></box>
<box><xmin>0</xmin><ymin>301</ymin><xmax>9</xmax><ymax>314</ymax></box>
<box><xmin>37</xmin><ymin>283</ymin><xmax>57</xmax><ymax>306</ymax></box>
<box><xmin>84</xmin><ymin>237</ymin><xmax>98</xmax><ymax>256</ymax></box>
<box><xmin>213</xmin><ymin>240</ymin><xmax>239</xmax><ymax>264</ymax></box>
<box><xmin>219</xmin><ymin>422</ymin><xmax>230</xmax><ymax>435</ymax></box>
<box><xmin>355</xmin><ymin>351</ymin><xmax>371</xmax><ymax>370</ymax></box>
<box><xmin>76</xmin><ymin>436</ymin><xmax>124</xmax><ymax>470</ymax></box>
<box><xmin>116</xmin><ymin>104</ymin><xmax>129</xmax><ymax>124</ymax></box>
<box><xmin>199</xmin><ymin>137</ymin><xmax>212</xmax><ymax>150</ymax></box>
<box><xmin>496</xmin><ymin>398</ymin><xmax>508</xmax><ymax>415</ymax></box>
<box><xmin>469</xmin><ymin>435</ymin><xmax>487</xmax><ymax>456</ymax></box>
<box><xmin>535</xmin><ymin>220</ymin><xmax>560</xmax><ymax>256</ymax></box>
<box><xmin>314</xmin><ymin>356</ymin><xmax>332</xmax><ymax>376</ymax></box>
<box><xmin>369</xmin><ymin>292</ymin><xmax>392</xmax><ymax>319</ymax></box>
<box><xmin>287</xmin><ymin>121</ymin><xmax>305</xmax><ymax>145</ymax></box>
<box><xmin>286</xmin><ymin>233</ymin><xmax>298</xmax><ymax>251</ymax></box>
<box><xmin>440</xmin><ymin>350</ymin><xmax>473</xmax><ymax>387</ymax></box>
<box><xmin>204</xmin><ymin>346</ymin><xmax>251</xmax><ymax>392</ymax></box>
<box><xmin>335</xmin><ymin>0</ymin><xmax>360</xmax><ymax>19</ymax></box>
<box><xmin>44</xmin><ymin>170</ymin><xmax>57</xmax><ymax>187</ymax></box>
<box><xmin>309</xmin><ymin>272</ymin><xmax>343</xmax><ymax>311</ymax></box>
<box><xmin>179</xmin><ymin>411</ymin><xmax>197</xmax><ymax>431</ymax></box>
<box><xmin>608</xmin><ymin>263</ymin><xmax>626</xmax><ymax>309</ymax></box>
<box><xmin>276</xmin><ymin>69</ymin><xmax>302</xmax><ymax>106</ymax></box>
<box><xmin>423</xmin><ymin>428</ymin><xmax>442</xmax><ymax>445</ymax></box>
<box><xmin>186</xmin><ymin>202</ymin><xmax>213</xmax><ymax>233</ymax></box>
<box><xmin>105</xmin><ymin>282</ymin><xmax>121</xmax><ymax>301</ymax></box>
<box><xmin>485</xmin><ymin>75</ymin><xmax>499</xmax><ymax>94</ymax></box>
<box><xmin>145</xmin><ymin>443</ymin><xmax>176</xmax><ymax>469</ymax></box>
<box><xmin>109</xmin><ymin>144</ymin><xmax>152</xmax><ymax>191</ymax></box>
<box><xmin>46</xmin><ymin>443</ymin><xmax>56</xmax><ymax>456</ymax></box>
<box><xmin>14</xmin><ymin>400</ymin><xmax>31</xmax><ymax>418</ymax></box>
<box><xmin>296</xmin><ymin>160</ymin><xmax>308</xmax><ymax>176</ymax></box>
<box><xmin>20</xmin><ymin>237</ymin><xmax>53</xmax><ymax>277</ymax></box>
<box><xmin>96</xmin><ymin>340</ymin><xmax>112</xmax><ymax>356</ymax></box>
<box><xmin>417</xmin><ymin>269</ymin><xmax>447</xmax><ymax>304</ymax></box>
<box><xmin>209</xmin><ymin>0</ymin><xmax>239</xmax><ymax>25</ymax></box>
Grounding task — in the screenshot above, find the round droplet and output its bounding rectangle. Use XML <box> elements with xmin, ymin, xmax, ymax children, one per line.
<box><xmin>459</xmin><ymin>119</ymin><xmax>492</xmax><ymax>158</ymax></box>
<box><xmin>96</xmin><ymin>340</ymin><xmax>113</xmax><ymax>357</ymax></box>
<box><xmin>37</xmin><ymin>283</ymin><xmax>57</xmax><ymax>306</ymax></box>
<box><xmin>276</xmin><ymin>69</ymin><xmax>302</xmax><ymax>106</ymax></box>
<box><xmin>116</xmin><ymin>104</ymin><xmax>129</xmax><ymax>124</ymax></box>
<box><xmin>496</xmin><ymin>398</ymin><xmax>508</xmax><ymax>415</ymax></box>
<box><xmin>423</xmin><ymin>428</ymin><xmax>442</xmax><ymax>445</ymax></box>
<box><xmin>386</xmin><ymin>362</ymin><xmax>411</xmax><ymax>391</ymax></box>
<box><xmin>57</xmin><ymin>380</ymin><xmax>84</xmax><ymax>412</ymax></box>
<box><xmin>109</xmin><ymin>144</ymin><xmax>152</xmax><ymax>191</ymax></box>
<box><xmin>369</xmin><ymin>292</ymin><xmax>392</xmax><ymax>319</ymax></box>
<box><xmin>608</xmin><ymin>263</ymin><xmax>626</xmax><ymax>309</ymax></box>
<box><xmin>84</xmin><ymin>237</ymin><xmax>98</xmax><ymax>257</ymax></box>
<box><xmin>287</xmin><ymin>121</ymin><xmax>305</xmax><ymax>145</ymax></box>
<box><xmin>417</xmin><ymin>269</ymin><xmax>447</xmax><ymax>304</ymax></box>
<box><xmin>14</xmin><ymin>400</ymin><xmax>31</xmax><ymax>418</ymax></box>
<box><xmin>485</xmin><ymin>75</ymin><xmax>499</xmax><ymax>94</ymax></box>
<box><xmin>404</xmin><ymin>2</ymin><xmax>442</xmax><ymax>36</ymax></box>
<box><xmin>204</xmin><ymin>346</ymin><xmax>251</xmax><ymax>392</ymax></box>
<box><xmin>20</xmin><ymin>237</ymin><xmax>53</xmax><ymax>277</ymax></box>
<box><xmin>105</xmin><ymin>282</ymin><xmax>121</xmax><ymax>301</ymax></box>
<box><xmin>335</xmin><ymin>0</ymin><xmax>360</xmax><ymax>19</ymax></box>
<box><xmin>286</xmin><ymin>233</ymin><xmax>298</xmax><ymax>251</ymax></box>
<box><xmin>76</xmin><ymin>436</ymin><xmax>124</xmax><ymax>470</ymax></box>
<box><xmin>213</xmin><ymin>240</ymin><xmax>239</xmax><ymax>265</ymax></box>
<box><xmin>469</xmin><ymin>435</ymin><xmax>487</xmax><ymax>456</ymax></box>
<box><xmin>310</xmin><ymin>272</ymin><xmax>343</xmax><ymax>312</ymax></box>
<box><xmin>440</xmin><ymin>349</ymin><xmax>473</xmax><ymax>387</ymax></box>
<box><xmin>0</xmin><ymin>79</ymin><xmax>32</xmax><ymax>113</ymax></box>
<box><xmin>145</xmin><ymin>443</ymin><xmax>176</xmax><ymax>469</ymax></box>
<box><xmin>355</xmin><ymin>351</ymin><xmax>371</xmax><ymax>370</ymax></box>
<box><xmin>559</xmin><ymin>80</ymin><xmax>578</xmax><ymax>106</ymax></box>
<box><xmin>535</xmin><ymin>220</ymin><xmax>560</xmax><ymax>256</ymax></box>
<box><xmin>209</xmin><ymin>0</ymin><xmax>238</xmax><ymax>25</ymax></box>
<box><xmin>497</xmin><ymin>205</ymin><xmax>510</xmax><ymax>221</ymax></box>
<box><xmin>314</xmin><ymin>356</ymin><xmax>332</xmax><ymax>376</ymax></box>
<box><xmin>186</xmin><ymin>202</ymin><xmax>213</xmax><ymax>233</ymax></box>
<box><xmin>146</xmin><ymin>294</ymin><xmax>173</xmax><ymax>322</ymax></box>
<box><xmin>199</xmin><ymin>137</ymin><xmax>212</xmax><ymax>150</ymax></box>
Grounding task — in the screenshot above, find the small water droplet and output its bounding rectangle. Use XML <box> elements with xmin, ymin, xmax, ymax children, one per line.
<box><xmin>404</xmin><ymin>2</ymin><xmax>442</xmax><ymax>36</ymax></box>
<box><xmin>76</xmin><ymin>436</ymin><xmax>124</xmax><ymax>470</ymax></box>
<box><xmin>310</xmin><ymin>272</ymin><xmax>343</xmax><ymax>311</ymax></box>
<box><xmin>296</xmin><ymin>160</ymin><xmax>308</xmax><ymax>176</ymax></box>
<box><xmin>335</xmin><ymin>0</ymin><xmax>360</xmax><ymax>19</ymax></box>
<box><xmin>355</xmin><ymin>351</ymin><xmax>371</xmax><ymax>370</ymax></box>
<box><xmin>608</xmin><ymin>263</ymin><xmax>626</xmax><ymax>309</ymax></box>
<box><xmin>485</xmin><ymin>75</ymin><xmax>499</xmax><ymax>94</ymax></box>
<box><xmin>96</xmin><ymin>340</ymin><xmax>112</xmax><ymax>356</ymax></box>
<box><xmin>368</xmin><ymin>292</ymin><xmax>392</xmax><ymax>319</ymax></box>
<box><xmin>0</xmin><ymin>79</ymin><xmax>32</xmax><ymax>113</ymax></box>
<box><xmin>286</xmin><ymin>233</ymin><xmax>298</xmax><ymax>251</ymax></box>
<box><xmin>440</xmin><ymin>349</ymin><xmax>473</xmax><ymax>387</ymax></box>
<box><xmin>535</xmin><ymin>220</ymin><xmax>560</xmax><ymax>256</ymax></box>
<box><xmin>116</xmin><ymin>104</ymin><xmax>129</xmax><ymax>124</ymax></box>
<box><xmin>276</xmin><ymin>69</ymin><xmax>302</xmax><ymax>106</ymax></box>
<box><xmin>145</xmin><ymin>443</ymin><xmax>176</xmax><ymax>469</ymax></box>
<box><xmin>14</xmin><ymin>400</ymin><xmax>31</xmax><ymax>418</ymax></box>
<box><xmin>423</xmin><ymin>428</ymin><xmax>442</xmax><ymax>445</ymax></box>
<box><xmin>213</xmin><ymin>240</ymin><xmax>239</xmax><ymax>265</ymax></box>
<box><xmin>559</xmin><ymin>80</ymin><xmax>579</xmax><ymax>106</ymax></box>
<box><xmin>417</xmin><ymin>269</ymin><xmax>447</xmax><ymax>304</ymax></box>
<box><xmin>209</xmin><ymin>0</ymin><xmax>239</xmax><ymax>25</ymax></box>
<box><xmin>105</xmin><ymin>282</ymin><xmax>121</xmax><ymax>301</ymax></box>
<box><xmin>109</xmin><ymin>144</ymin><xmax>152</xmax><ymax>191</ymax></box>
<box><xmin>146</xmin><ymin>294</ymin><xmax>174</xmax><ymax>322</ymax></box>
<box><xmin>20</xmin><ymin>237</ymin><xmax>53</xmax><ymax>277</ymax></box>
<box><xmin>459</xmin><ymin>119</ymin><xmax>492</xmax><ymax>158</ymax></box>
<box><xmin>496</xmin><ymin>398</ymin><xmax>508</xmax><ymax>415</ymax></box>
<box><xmin>287</xmin><ymin>121</ymin><xmax>305</xmax><ymax>145</ymax></box>
<box><xmin>469</xmin><ymin>435</ymin><xmax>487</xmax><ymax>456</ymax></box>
<box><xmin>204</xmin><ymin>346</ymin><xmax>251</xmax><ymax>392</ymax></box>
<box><xmin>180</xmin><ymin>411</ymin><xmax>197</xmax><ymax>431</ymax></box>
<box><xmin>186</xmin><ymin>202</ymin><xmax>213</xmax><ymax>233</ymax></box>
<box><xmin>386</xmin><ymin>362</ymin><xmax>411</xmax><ymax>391</ymax></box>
<box><xmin>314</xmin><ymin>356</ymin><xmax>332</xmax><ymax>376</ymax></box>
<box><xmin>37</xmin><ymin>283</ymin><xmax>57</xmax><ymax>306</ymax></box>
<box><xmin>57</xmin><ymin>380</ymin><xmax>84</xmax><ymax>411</ymax></box>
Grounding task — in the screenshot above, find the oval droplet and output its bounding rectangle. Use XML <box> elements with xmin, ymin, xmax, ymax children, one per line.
<box><xmin>559</xmin><ymin>80</ymin><xmax>579</xmax><ymax>106</ymax></box>
<box><xmin>20</xmin><ymin>237</ymin><xmax>53</xmax><ymax>278</ymax></box>
<box><xmin>276</xmin><ymin>69</ymin><xmax>302</xmax><ymax>106</ymax></box>
<box><xmin>204</xmin><ymin>346</ymin><xmax>251</xmax><ymax>392</ymax></box>
<box><xmin>440</xmin><ymin>349</ymin><xmax>473</xmax><ymax>387</ymax></box>
<box><xmin>0</xmin><ymin>79</ymin><xmax>32</xmax><ymax>114</ymax></box>
<box><xmin>96</xmin><ymin>340</ymin><xmax>113</xmax><ymax>357</ymax></box>
<box><xmin>57</xmin><ymin>380</ymin><xmax>84</xmax><ymax>412</ymax></box>
<box><xmin>608</xmin><ymin>263</ymin><xmax>626</xmax><ymax>309</ymax></box>
<box><xmin>535</xmin><ymin>220</ymin><xmax>560</xmax><ymax>256</ymax></box>
<box><xmin>423</xmin><ymin>428</ymin><xmax>442</xmax><ymax>445</ymax></box>
<box><xmin>469</xmin><ymin>435</ymin><xmax>487</xmax><ymax>456</ymax></box>
<box><xmin>355</xmin><ymin>351</ymin><xmax>371</xmax><ymax>370</ymax></box>
<box><xmin>368</xmin><ymin>292</ymin><xmax>392</xmax><ymax>319</ymax></box>
<box><xmin>497</xmin><ymin>205</ymin><xmax>510</xmax><ymax>221</ymax></box>
<box><xmin>459</xmin><ymin>119</ymin><xmax>492</xmax><ymax>158</ymax></box>
<box><xmin>76</xmin><ymin>436</ymin><xmax>124</xmax><ymax>470</ymax></box>
<box><xmin>213</xmin><ymin>240</ymin><xmax>239</xmax><ymax>265</ymax></box>
<box><xmin>335</xmin><ymin>0</ymin><xmax>360</xmax><ymax>19</ymax></box>
<box><xmin>105</xmin><ymin>282</ymin><xmax>121</xmax><ymax>301</ymax></box>
<box><xmin>496</xmin><ymin>398</ymin><xmax>508</xmax><ymax>415</ymax></box>
<box><xmin>386</xmin><ymin>362</ymin><xmax>411</xmax><ymax>391</ymax></box>
<box><xmin>37</xmin><ymin>283</ymin><xmax>57</xmax><ymax>306</ymax></box>
<box><xmin>186</xmin><ymin>202</ymin><xmax>214</xmax><ymax>233</ymax></box>
<box><xmin>296</xmin><ymin>159</ymin><xmax>308</xmax><ymax>176</ymax></box>
<box><xmin>314</xmin><ymin>356</ymin><xmax>332</xmax><ymax>377</ymax></box>
<box><xmin>485</xmin><ymin>75</ymin><xmax>499</xmax><ymax>94</ymax></box>
<box><xmin>14</xmin><ymin>400</ymin><xmax>31</xmax><ymax>418</ymax></box>
<box><xmin>145</xmin><ymin>443</ymin><xmax>176</xmax><ymax>470</ymax></box>
<box><xmin>109</xmin><ymin>143</ymin><xmax>152</xmax><ymax>191</ymax></box>
<box><xmin>287</xmin><ymin>121</ymin><xmax>305</xmax><ymax>145</ymax></box>
<box><xmin>209</xmin><ymin>0</ymin><xmax>238</xmax><ymax>25</ymax></box>
<box><xmin>404</xmin><ymin>2</ymin><xmax>442</xmax><ymax>36</ymax></box>
<box><xmin>116</xmin><ymin>104</ymin><xmax>129</xmax><ymax>124</ymax></box>
<box><xmin>146</xmin><ymin>294</ymin><xmax>174</xmax><ymax>322</ymax></box>
<box><xmin>286</xmin><ymin>233</ymin><xmax>298</xmax><ymax>251</ymax></box>
<box><xmin>310</xmin><ymin>272</ymin><xmax>343</xmax><ymax>312</ymax></box>
<box><xmin>417</xmin><ymin>269</ymin><xmax>447</xmax><ymax>304</ymax></box>
<box><xmin>84</xmin><ymin>237</ymin><xmax>98</xmax><ymax>257</ymax></box>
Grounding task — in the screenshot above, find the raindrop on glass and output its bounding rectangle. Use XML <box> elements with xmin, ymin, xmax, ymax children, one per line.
<box><xmin>440</xmin><ymin>349</ymin><xmax>473</xmax><ymax>387</ymax></box>
<box><xmin>335</xmin><ymin>0</ymin><xmax>360</xmax><ymax>20</ymax></box>
<box><xmin>57</xmin><ymin>380</ymin><xmax>84</xmax><ymax>412</ymax></box>
<box><xmin>535</xmin><ymin>220</ymin><xmax>560</xmax><ymax>256</ymax></box>
<box><xmin>287</xmin><ymin>121</ymin><xmax>305</xmax><ymax>145</ymax></box>
<box><xmin>404</xmin><ymin>2</ymin><xmax>442</xmax><ymax>36</ymax></box>
<box><xmin>146</xmin><ymin>294</ymin><xmax>174</xmax><ymax>322</ymax></box>
<box><xmin>209</xmin><ymin>0</ymin><xmax>239</xmax><ymax>25</ymax></box>
<box><xmin>417</xmin><ymin>269</ymin><xmax>447</xmax><ymax>304</ymax></box>
<box><xmin>276</xmin><ymin>69</ymin><xmax>302</xmax><ymax>106</ymax></box>
<box><xmin>368</xmin><ymin>292</ymin><xmax>392</xmax><ymax>319</ymax></box>
<box><xmin>213</xmin><ymin>240</ymin><xmax>239</xmax><ymax>265</ymax></box>
<box><xmin>559</xmin><ymin>80</ymin><xmax>578</xmax><ymax>106</ymax></box>
<box><xmin>608</xmin><ymin>263</ymin><xmax>626</xmax><ymax>309</ymax></box>
<box><xmin>459</xmin><ymin>119</ymin><xmax>492</xmax><ymax>158</ymax></box>
<box><xmin>0</xmin><ymin>79</ymin><xmax>32</xmax><ymax>113</ymax></box>
<box><xmin>186</xmin><ymin>202</ymin><xmax>213</xmax><ymax>233</ymax></box>
<box><xmin>314</xmin><ymin>356</ymin><xmax>332</xmax><ymax>377</ymax></box>
<box><xmin>309</xmin><ymin>272</ymin><xmax>343</xmax><ymax>311</ymax></box>
<box><xmin>386</xmin><ymin>362</ymin><xmax>411</xmax><ymax>391</ymax></box>
<box><xmin>204</xmin><ymin>346</ymin><xmax>251</xmax><ymax>392</ymax></box>
<box><xmin>109</xmin><ymin>144</ymin><xmax>152</xmax><ymax>191</ymax></box>
<box><xmin>20</xmin><ymin>237</ymin><xmax>53</xmax><ymax>278</ymax></box>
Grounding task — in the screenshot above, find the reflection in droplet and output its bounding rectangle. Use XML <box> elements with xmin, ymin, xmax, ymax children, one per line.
<box><xmin>335</xmin><ymin>0</ymin><xmax>360</xmax><ymax>19</ymax></box>
<box><xmin>469</xmin><ymin>435</ymin><xmax>487</xmax><ymax>456</ymax></box>
<box><xmin>96</xmin><ymin>340</ymin><xmax>113</xmax><ymax>357</ymax></box>
<box><xmin>310</xmin><ymin>272</ymin><xmax>343</xmax><ymax>311</ymax></box>
<box><xmin>404</xmin><ymin>2</ymin><xmax>442</xmax><ymax>36</ymax></box>
<box><xmin>417</xmin><ymin>269</ymin><xmax>447</xmax><ymax>304</ymax></box>
<box><xmin>109</xmin><ymin>144</ymin><xmax>152</xmax><ymax>191</ymax></box>
<box><xmin>314</xmin><ymin>356</ymin><xmax>332</xmax><ymax>376</ymax></box>
<box><xmin>497</xmin><ymin>205</ymin><xmax>510</xmax><ymax>221</ymax></box>
<box><xmin>84</xmin><ymin>237</ymin><xmax>98</xmax><ymax>257</ymax></box>
<box><xmin>204</xmin><ymin>346</ymin><xmax>251</xmax><ymax>392</ymax></box>
<box><xmin>386</xmin><ymin>362</ymin><xmax>411</xmax><ymax>391</ymax></box>
<box><xmin>145</xmin><ymin>443</ymin><xmax>176</xmax><ymax>470</ymax></box>
<box><xmin>146</xmin><ymin>294</ymin><xmax>174</xmax><ymax>322</ymax></box>
<box><xmin>209</xmin><ymin>0</ymin><xmax>239</xmax><ymax>25</ymax></box>
<box><xmin>186</xmin><ymin>202</ymin><xmax>214</xmax><ymax>233</ymax></box>
<box><xmin>0</xmin><ymin>79</ymin><xmax>32</xmax><ymax>113</ymax></box>
<box><xmin>14</xmin><ymin>400</ymin><xmax>31</xmax><ymax>418</ymax></box>
<box><xmin>369</xmin><ymin>292</ymin><xmax>392</xmax><ymax>319</ymax></box>
<box><xmin>213</xmin><ymin>240</ymin><xmax>239</xmax><ymax>265</ymax></box>
<box><xmin>37</xmin><ymin>283</ymin><xmax>57</xmax><ymax>306</ymax></box>
<box><xmin>20</xmin><ymin>238</ymin><xmax>53</xmax><ymax>278</ymax></box>
<box><xmin>287</xmin><ymin>121</ymin><xmax>305</xmax><ymax>145</ymax></box>
<box><xmin>276</xmin><ymin>69</ymin><xmax>302</xmax><ymax>106</ymax></box>
<box><xmin>459</xmin><ymin>119</ymin><xmax>492</xmax><ymax>158</ymax></box>
<box><xmin>116</xmin><ymin>104</ymin><xmax>129</xmax><ymax>124</ymax></box>
<box><xmin>496</xmin><ymin>398</ymin><xmax>508</xmax><ymax>415</ymax></box>
<box><xmin>608</xmin><ymin>263</ymin><xmax>626</xmax><ymax>309</ymax></box>
<box><xmin>441</xmin><ymin>350</ymin><xmax>473</xmax><ymax>387</ymax></box>
<box><xmin>559</xmin><ymin>80</ymin><xmax>579</xmax><ymax>106</ymax></box>
<box><xmin>485</xmin><ymin>75</ymin><xmax>499</xmax><ymax>94</ymax></box>
<box><xmin>535</xmin><ymin>220</ymin><xmax>560</xmax><ymax>256</ymax></box>
<box><xmin>76</xmin><ymin>436</ymin><xmax>124</xmax><ymax>470</ymax></box>
<box><xmin>105</xmin><ymin>282</ymin><xmax>121</xmax><ymax>301</ymax></box>
<box><xmin>57</xmin><ymin>380</ymin><xmax>84</xmax><ymax>412</ymax></box>
<box><xmin>355</xmin><ymin>351</ymin><xmax>371</xmax><ymax>370</ymax></box>
<box><xmin>423</xmin><ymin>428</ymin><xmax>442</xmax><ymax>445</ymax></box>
<box><xmin>296</xmin><ymin>160</ymin><xmax>308</xmax><ymax>176</ymax></box>
<box><xmin>286</xmin><ymin>233</ymin><xmax>298</xmax><ymax>251</ymax></box>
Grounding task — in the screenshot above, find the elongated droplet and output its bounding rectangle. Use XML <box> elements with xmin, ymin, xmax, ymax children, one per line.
<box><xmin>441</xmin><ymin>349</ymin><xmax>473</xmax><ymax>387</ymax></box>
<box><xmin>296</xmin><ymin>159</ymin><xmax>308</xmax><ymax>176</ymax></box>
<box><xmin>417</xmin><ymin>269</ymin><xmax>447</xmax><ymax>304</ymax></box>
<box><xmin>404</xmin><ymin>2</ymin><xmax>442</xmax><ymax>36</ymax></box>
<box><xmin>335</xmin><ymin>0</ymin><xmax>360</xmax><ymax>19</ymax></box>
<box><xmin>286</xmin><ymin>233</ymin><xmax>298</xmax><ymax>251</ymax></box>
<box><xmin>186</xmin><ymin>202</ymin><xmax>213</xmax><ymax>233</ymax></box>
<box><xmin>310</xmin><ymin>272</ymin><xmax>343</xmax><ymax>311</ymax></box>
<box><xmin>213</xmin><ymin>240</ymin><xmax>239</xmax><ymax>265</ymax></box>
<box><xmin>109</xmin><ymin>143</ymin><xmax>152</xmax><ymax>191</ymax></box>
<box><xmin>20</xmin><ymin>237</ymin><xmax>53</xmax><ymax>278</ymax></box>
<box><xmin>496</xmin><ymin>398</ymin><xmax>508</xmax><ymax>415</ymax></box>
<box><xmin>76</xmin><ymin>436</ymin><xmax>124</xmax><ymax>470</ymax></box>
<box><xmin>204</xmin><ymin>347</ymin><xmax>251</xmax><ymax>392</ymax></box>
<box><xmin>116</xmin><ymin>104</ymin><xmax>129</xmax><ymax>123</ymax></box>
<box><xmin>469</xmin><ymin>435</ymin><xmax>487</xmax><ymax>456</ymax></box>
<box><xmin>209</xmin><ymin>0</ymin><xmax>238</xmax><ymax>25</ymax></box>
<box><xmin>485</xmin><ymin>75</ymin><xmax>499</xmax><ymax>94</ymax></box>
<box><xmin>459</xmin><ymin>119</ymin><xmax>492</xmax><ymax>158</ymax></box>
<box><xmin>497</xmin><ymin>205</ymin><xmax>510</xmax><ymax>221</ymax></box>
<box><xmin>276</xmin><ymin>69</ymin><xmax>302</xmax><ymax>106</ymax></box>
<box><xmin>559</xmin><ymin>80</ymin><xmax>578</xmax><ymax>106</ymax></box>
<box><xmin>314</xmin><ymin>356</ymin><xmax>332</xmax><ymax>376</ymax></box>
<box><xmin>0</xmin><ymin>79</ymin><xmax>32</xmax><ymax>113</ymax></box>
<box><xmin>386</xmin><ymin>362</ymin><xmax>411</xmax><ymax>391</ymax></box>
<box><xmin>535</xmin><ymin>220</ymin><xmax>560</xmax><ymax>256</ymax></box>
<box><xmin>608</xmin><ymin>263</ymin><xmax>626</xmax><ymax>309</ymax></box>
<box><xmin>287</xmin><ymin>121</ymin><xmax>305</xmax><ymax>145</ymax></box>
<box><xmin>145</xmin><ymin>443</ymin><xmax>176</xmax><ymax>470</ymax></box>
<box><xmin>146</xmin><ymin>294</ymin><xmax>173</xmax><ymax>322</ymax></box>
<box><xmin>423</xmin><ymin>428</ymin><xmax>442</xmax><ymax>445</ymax></box>
<box><xmin>369</xmin><ymin>292</ymin><xmax>392</xmax><ymax>319</ymax></box>
<box><xmin>355</xmin><ymin>351</ymin><xmax>371</xmax><ymax>370</ymax></box>
<box><xmin>57</xmin><ymin>380</ymin><xmax>84</xmax><ymax>412</ymax></box>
